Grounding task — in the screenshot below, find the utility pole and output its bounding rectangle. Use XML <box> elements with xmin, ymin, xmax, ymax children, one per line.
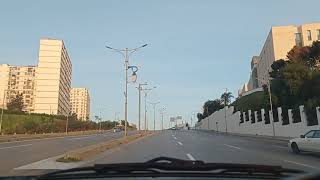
<box><xmin>137</xmin><ymin>83</ymin><xmax>147</xmax><ymax>131</ymax></box>
<box><xmin>106</xmin><ymin>44</ymin><xmax>148</xmax><ymax>137</ymax></box>
<box><xmin>149</xmin><ymin>101</ymin><xmax>160</xmax><ymax>131</ymax></box>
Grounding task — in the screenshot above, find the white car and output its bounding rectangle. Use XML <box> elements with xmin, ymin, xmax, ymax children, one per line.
<box><xmin>288</xmin><ymin>130</ymin><xmax>320</xmax><ymax>153</ymax></box>
<box><xmin>113</xmin><ymin>128</ymin><xmax>121</xmax><ymax>133</ymax></box>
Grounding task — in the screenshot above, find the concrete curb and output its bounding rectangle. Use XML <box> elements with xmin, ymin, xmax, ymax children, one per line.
<box><xmin>198</xmin><ymin>130</ymin><xmax>291</xmax><ymax>142</ymax></box>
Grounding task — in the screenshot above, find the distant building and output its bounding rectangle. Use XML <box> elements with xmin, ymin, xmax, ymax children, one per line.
<box><xmin>33</xmin><ymin>38</ymin><xmax>72</xmax><ymax>115</ymax></box>
<box><xmin>0</xmin><ymin>64</ymin><xmax>36</xmax><ymax>112</ymax></box>
<box><xmin>70</xmin><ymin>88</ymin><xmax>90</xmax><ymax>121</ymax></box>
<box><xmin>239</xmin><ymin>23</ymin><xmax>320</xmax><ymax>96</ymax></box>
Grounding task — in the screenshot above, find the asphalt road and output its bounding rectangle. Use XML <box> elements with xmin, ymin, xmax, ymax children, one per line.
<box><xmin>87</xmin><ymin>130</ymin><xmax>320</xmax><ymax>173</ymax></box>
<box><xmin>3</xmin><ymin>130</ymin><xmax>320</xmax><ymax>177</ymax></box>
<box><xmin>0</xmin><ymin>130</ymin><xmax>136</xmax><ymax>175</ymax></box>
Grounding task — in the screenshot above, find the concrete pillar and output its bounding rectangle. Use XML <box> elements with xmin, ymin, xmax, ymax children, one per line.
<box><xmin>288</xmin><ymin>109</ymin><xmax>293</xmax><ymax>124</ymax></box>
<box><xmin>269</xmin><ymin>110</ymin><xmax>273</xmax><ymax>124</ymax></box>
<box><xmin>277</xmin><ymin>107</ymin><xmax>282</xmax><ymax>123</ymax></box>
<box><xmin>261</xmin><ymin>109</ymin><xmax>265</xmax><ymax>122</ymax></box>
<box><xmin>316</xmin><ymin>107</ymin><xmax>320</xmax><ymax>124</ymax></box>
<box><xmin>243</xmin><ymin>112</ymin><xmax>246</xmax><ymax>122</ymax></box>
<box><xmin>299</xmin><ymin>105</ymin><xmax>307</xmax><ymax>125</ymax></box>
<box><xmin>248</xmin><ymin>110</ymin><xmax>252</xmax><ymax>122</ymax></box>
<box><xmin>254</xmin><ymin>111</ymin><xmax>258</xmax><ymax>123</ymax></box>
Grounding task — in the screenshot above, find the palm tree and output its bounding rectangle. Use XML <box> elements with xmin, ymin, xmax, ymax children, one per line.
<box><xmin>220</xmin><ymin>92</ymin><xmax>234</xmax><ymax>106</ymax></box>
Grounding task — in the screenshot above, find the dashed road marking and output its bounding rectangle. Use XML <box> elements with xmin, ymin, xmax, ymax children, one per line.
<box><xmin>68</xmin><ymin>136</ymin><xmax>92</xmax><ymax>140</ymax></box>
<box><xmin>224</xmin><ymin>144</ymin><xmax>241</xmax><ymax>150</ymax></box>
<box><xmin>173</xmin><ymin>137</ymin><xmax>177</xmax><ymax>140</ymax></box>
<box><xmin>177</xmin><ymin>141</ymin><xmax>183</xmax><ymax>146</ymax></box>
<box><xmin>186</xmin><ymin>153</ymin><xmax>195</xmax><ymax>161</ymax></box>
<box><xmin>0</xmin><ymin>143</ymin><xmax>32</xmax><ymax>150</ymax></box>
<box><xmin>284</xmin><ymin>160</ymin><xmax>319</xmax><ymax>170</ymax></box>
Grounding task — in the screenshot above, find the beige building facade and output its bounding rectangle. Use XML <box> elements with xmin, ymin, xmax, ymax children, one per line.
<box><xmin>0</xmin><ymin>64</ymin><xmax>36</xmax><ymax>112</ymax></box>
<box><xmin>33</xmin><ymin>38</ymin><xmax>72</xmax><ymax>116</ymax></box>
<box><xmin>239</xmin><ymin>23</ymin><xmax>320</xmax><ymax>96</ymax></box>
<box><xmin>256</xmin><ymin>23</ymin><xmax>320</xmax><ymax>87</ymax></box>
<box><xmin>70</xmin><ymin>88</ymin><xmax>90</xmax><ymax>121</ymax></box>
<box><xmin>0</xmin><ymin>64</ymin><xmax>10</xmax><ymax>109</ymax></box>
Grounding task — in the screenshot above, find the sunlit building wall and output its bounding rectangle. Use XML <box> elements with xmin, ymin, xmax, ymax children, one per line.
<box><xmin>70</xmin><ymin>88</ymin><xmax>90</xmax><ymax>121</ymax></box>
<box><xmin>256</xmin><ymin>23</ymin><xmax>320</xmax><ymax>87</ymax></box>
<box><xmin>34</xmin><ymin>38</ymin><xmax>72</xmax><ymax>116</ymax></box>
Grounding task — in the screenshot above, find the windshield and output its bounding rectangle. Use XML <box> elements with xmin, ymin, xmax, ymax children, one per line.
<box><xmin>1</xmin><ymin>0</ymin><xmax>320</xmax><ymax>179</ymax></box>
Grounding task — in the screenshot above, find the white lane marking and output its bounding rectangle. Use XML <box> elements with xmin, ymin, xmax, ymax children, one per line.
<box><xmin>68</xmin><ymin>136</ymin><xmax>92</xmax><ymax>140</ymax></box>
<box><xmin>186</xmin><ymin>153</ymin><xmax>195</xmax><ymax>161</ymax></box>
<box><xmin>284</xmin><ymin>160</ymin><xmax>320</xmax><ymax>170</ymax></box>
<box><xmin>177</xmin><ymin>141</ymin><xmax>183</xmax><ymax>146</ymax></box>
<box><xmin>224</xmin><ymin>144</ymin><xmax>241</xmax><ymax>150</ymax></box>
<box><xmin>272</xmin><ymin>145</ymin><xmax>288</xmax><ymax>149</ymax></box>
<box><xmin>0</xmin><ymin>143</ymin><xmax>32</xmax><ymax>150</ymax></box>
<box><xmin>173</xmin><ymin>137</ymin><xmax>177</xmax><ymax>140</ymax></box>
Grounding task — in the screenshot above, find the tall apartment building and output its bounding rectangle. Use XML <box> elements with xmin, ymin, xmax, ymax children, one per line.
<box><xmin>0</xmin><ymin>64</ymin><xmax>36</xmax><ymax>112</ymax></box>
<box><xmin>239</xmin><ymin>23</ymin><xmax>320</xmax><ymax>96</ymax></box>
<box><xmin>70</xmin><ymin>88</ymin><xmax>90</xmax><ymax>121</ymax></box>
<box><xmin>33</xmin><ymin>38</ymin><xmax>72</xmax><ymax>116</ymax></box>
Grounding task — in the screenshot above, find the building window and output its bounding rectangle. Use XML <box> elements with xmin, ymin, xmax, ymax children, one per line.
<box><xmin>307</xmin><ymin>30</ymin><xmax>312</xmax><ymax>41</ymax></box>
<box><xmin>295</xmin><ymin>33</ymin><xmax>302</xmax><ymax>46</ymax></box>
<box><xmin>318</xmin><ymin>29</ymin><xmax>320</xmax><ymax>40</ymax></box>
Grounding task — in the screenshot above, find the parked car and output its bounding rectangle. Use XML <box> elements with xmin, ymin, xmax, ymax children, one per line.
<box><xmin>288</xmin><ymin>130</ymin><xmax>320</xmax><ymax>154</ymax></box>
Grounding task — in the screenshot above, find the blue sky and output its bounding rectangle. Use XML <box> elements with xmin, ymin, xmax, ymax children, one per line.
<box><xmin>0</xmin><ymin>0</ymin><xmax>319</xmax><ymax>129</ymax></box>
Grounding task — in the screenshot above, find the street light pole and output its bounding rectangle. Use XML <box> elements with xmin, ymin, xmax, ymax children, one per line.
<box><xmin>257</xmin><ymin>77</ymin><xmax>275</xmax><ymax>137</ymax></box>
<box><xmin>142</xmin><ymin>87</ymin><xmax>156</xmax><ymax>132</ymax></box>
<box><xmin>124</xmin><ymin>48</ymin><xmax>129</xmax><ymax>136</ymax></box>
<box><xmin>224</xmin><ymin>88</ymin><xmax>228</xmax><ymax>134</ymax></box>
<box><xmin>105</xmin><ymin>44</ymin><xmax>148</xmax><ymax>137</ymax></box>
<box><xmin>137</xmin><ymin>83</ymin><xmax>147</xmax><ymax>131</ymax></box>
<box><xmin>149</xmin><ymin>101</ymin><xmax>160</xmax><ymax>131</ymax></box>
<box><xmin>159</xmin><ymin>107</ymin><xmax>166</xmax><ymax>130</ymax></box>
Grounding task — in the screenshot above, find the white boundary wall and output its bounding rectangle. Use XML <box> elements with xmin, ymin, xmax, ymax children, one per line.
<box><xmin>195</xmin><ymin>106</ymin><xmax>320</xmax><ymax>138</ymax></box>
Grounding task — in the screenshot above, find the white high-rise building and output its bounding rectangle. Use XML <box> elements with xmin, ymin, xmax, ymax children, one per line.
<box><xmin>33</xmin><ymin>38</ymin><xmax>72</xmax><ymax>116</ymax></box>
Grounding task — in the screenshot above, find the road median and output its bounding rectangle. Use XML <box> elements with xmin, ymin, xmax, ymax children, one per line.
<box><xmin>57</xmin><ymin>132</ymin><xmax>154</xmax><ymax>162</ymax></box>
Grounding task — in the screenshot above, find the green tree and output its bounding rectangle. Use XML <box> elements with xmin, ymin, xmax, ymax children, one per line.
<box><xmin>7</xmin><ymin>93</ymin><xmax>24</xmax><ymax>112</ymax></box>
<box><xmin>196</xmin><ymin>113</ymin><xmax>203</xmax><ymax>122</ymax></box>
<box><xmin>202</xmin><ymin>99</ymin><xmax>224</xmax><ymax>118</ymax></box>
<box><xmin>220</xmin><ymin>92</ymin><xmax>234</xmax><ymax>106</ymax></box>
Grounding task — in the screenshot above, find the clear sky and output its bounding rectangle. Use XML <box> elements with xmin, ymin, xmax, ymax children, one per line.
<box><xmin>0</xmin><ymin>0</ymin><xmax>319</xmax><ymax>129</ymax></box>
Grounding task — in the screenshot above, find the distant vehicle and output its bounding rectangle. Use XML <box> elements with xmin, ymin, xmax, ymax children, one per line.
<box><xmin>289</xmin><ymin>130</ymin><xmax>320</xmax><ymax>154</ymax></box>
<box><xmin>113</xmin><ymin>128</ymin><xmax>122</xmax><ymax>133</ymax></box>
